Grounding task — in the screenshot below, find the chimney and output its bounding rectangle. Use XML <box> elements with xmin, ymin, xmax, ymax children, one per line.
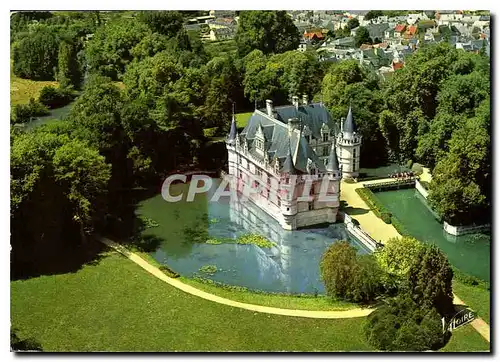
<box><xmin>266</xmin><ymin>99</ymin><xmax>274</xmax><ymax>117</ymax></box>
<box><xmin>288</xmin><ymin>118</ymin><xmax>299</xmax><ymax>136</ymax></box>
<box><xmin>302</xmin><ymin>94</ymin><xmax>309</xmax><ymax>105</ymax></box>
<box><xmin>292</xmin><ymin>96</ymin><xmax>299</xmax><ymax>109</ymax></box>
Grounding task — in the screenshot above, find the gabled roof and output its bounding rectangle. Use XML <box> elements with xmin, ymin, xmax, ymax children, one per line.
<box><xmin>394</xmin><ymin>24</ymin><xmax>406</xmax><ymax>33</ymax></box>
<box><xmin>304</xmin><ymin>30</ymin><xmax>325</xmax><ymax>40</ymax></box>
<box><xmin>406</xmin><ymin>25</ymin><xmax>418</xmax><ymax>36</ymax></box>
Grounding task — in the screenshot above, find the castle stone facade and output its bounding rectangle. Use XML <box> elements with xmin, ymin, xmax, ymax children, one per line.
<box><xmin>226</xmin><ymin>96</ymin><xmax>361</xmax><ymax>230</ymax></box>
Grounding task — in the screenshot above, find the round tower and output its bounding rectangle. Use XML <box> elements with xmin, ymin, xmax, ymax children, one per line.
<box><xmin>279</xmin><ymin>147</ymin><xmax>298</xmax><ymax>230</ymax></box>
<box><xmin>324</xmin><ymin>141</ymin><xmax>341</xmax><ymax>223</ymax></box>
<box><xmin>336</xmin><ymin>105</ymin><xmax>362</xmax><ymax>179</ymax></box>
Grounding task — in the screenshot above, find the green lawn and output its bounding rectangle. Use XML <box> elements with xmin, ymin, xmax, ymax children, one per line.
<box><xmin>11</xmin><ymin>251</ymin><xmax>489</xmax><ymax>352</ymax></box>
<box><xmin>235</xmin><ymin>112</ymin><xmax>253</xmax><ymax>129</ymax></box>
<box><xmin>11</xmin><ymin>252</ymin><xmax>371</xmax><ymax>352</ymax></box>
<box><xmin>440</xmin><ymin>324</ymin><xmax>490</xmax><ymax>352</ymax></box>
<box><xmin>453</xmin><ymin>281</ymin><xmax>490</xmax><ymax>324</ymax></box>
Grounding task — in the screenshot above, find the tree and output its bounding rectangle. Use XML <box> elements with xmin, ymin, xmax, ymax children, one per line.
<box><xmin>235</xmin><ymin>11</ymin><xmax>300</xmax><ymax>57</ymax></box>
<box><xmin>137</xmin><ymin>11</ymin><xmax>184</xmax><ymax>38</ymax></box>
<box><xmin>347</xmin><ymin>18</ymin><xmax>360</xmax><ymax>30</ymax></box>
<box><xmin>407</xmin><ymin>245</ymin><xmax>454</xmax><ymax>316</ymax></box>
<box><xmin>13</xmin><ymin>27</ymin><xmax>59</xmax><ymax>80</ymax></box>
<box><xmin>11</xmin><ymin>128</ymin><xmax>110</xmax><ymax>276</ymax></box>
<box><xmin>427</xmin><ymin>116</ymin><xmax>490</xmax><ymax>225</ymax></box>
<box><xmin>364</xmin><ymin>294</ymin><xmax>448</xmax><ymax>351</ymax></box>
<box><xmin>320</xmin><ymin>241</ymin><xmax>384</xmax><ymax>303</ymax></box>
<box><xmin>57</xmin><ymin>40</ymin><xmax>83</xmax><ymax>88</ymax></box>
<box><xmin>85</xmin><ymin>18</ymin><xmax>150</xmax><ymax>80</ymax></box>
<box><xmin>355</xmin><ymin>26</ymin><xmax>372</xmax><ymax>47</ymax></box>
<box><xmin>375</xmin><ymin>236</ymin><xmax>424</xmax><ymax>290</ymax></box>
<box><xmin>322</xmin><ymin>60</ymin><xmax>387</xmax><ymax>167</ymax></box>
<box><xmin>364</xmin><ymin>11</ymin><xmax>383</xmax><ymax>21</ymax></box>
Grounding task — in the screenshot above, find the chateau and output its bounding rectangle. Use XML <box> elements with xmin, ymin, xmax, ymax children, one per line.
<box><xmin>226</xmin><ymin>95</ymin><xmax>361</xmax><ymax>230</ymax></box>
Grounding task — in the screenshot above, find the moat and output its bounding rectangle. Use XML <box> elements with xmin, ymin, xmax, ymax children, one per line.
<box><xmin>373</xmin><ymin>188</ymin><xmax>491</xmax><ymax>282</ymax></box>
<box><xmin>139</xmin><ymin>183</ymin><xmax>370</xmax><ymax>295</ymax></box>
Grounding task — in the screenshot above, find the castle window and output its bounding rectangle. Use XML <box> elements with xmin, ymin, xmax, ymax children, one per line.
<box><xmin>323</xmin><ymin>133</ymin><xmax>329</xmax><ymax>142</ymax></box>
<box><xmin>305</xmin><ymin>135</ymin><xmax>310</xmax><ymax>143</ymax></box>
<box><xmin>308</xmin><ymin>202</ymin><xmax>314</xmax><ymax>210</ymax></box>
<box><xmin>322</xmin><ymin>146</ymin><xmax>329</xmax><ymax>156</ymax></box>
<box><xmin>353</xmin><ymin>148</ymin><xmax>357</xmax><ymax>159</ymax></box>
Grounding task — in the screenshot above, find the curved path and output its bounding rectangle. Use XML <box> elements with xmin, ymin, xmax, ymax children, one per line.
<box><xmin>100</xmin><ymin>237</ymin><xmax>374</xmax><ymax>319</ymax></box>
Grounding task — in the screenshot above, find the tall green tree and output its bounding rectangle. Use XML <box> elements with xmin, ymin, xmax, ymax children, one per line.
<box><xmin>407</xmin><ymin>245</ymin><xmax>454</xmax><ymax>316</ymax></box>
<box><xmin>235</xmin><ymin>11</ymin><xmax>300</xmax><ymax>57</ymax></box>
<box><xmin>12</xmin><ymin>27</ymin><xmax>59</xmax><ymax>80</ymax></box>
<box><xmin>57</xmin><ymin>40</ymin><xmax>82</xmax><ymax>88</ymax></box>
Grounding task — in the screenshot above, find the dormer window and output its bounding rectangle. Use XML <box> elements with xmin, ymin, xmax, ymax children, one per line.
<box><xmin>255</xmin><ymin>125</ymin><xmax>265</xmax><ymax>155</ymax></box>
<box><xmin>323</xmin><ymin>133</ymin><xmax>329</xmax><ymax>142</ymax></box>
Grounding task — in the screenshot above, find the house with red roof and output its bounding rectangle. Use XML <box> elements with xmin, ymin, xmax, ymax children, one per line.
<box><xmin>394</xmin><ymin>24</ymin><xmax>406</xmax><ymax>38</ymax></box>
<box><xmin>303</xmin><ymin>30</ymin><xmax>325</xmax><ymax>42</ymax></box>
<box><xmin>392</xmin><ymin>59</ymin><xmax>404</xmax><ymax>71</ymax></box>
<box><xmin>405</xmin><ymin>25</ymin><xmax>418</xmax><ymax>38</ymax></box>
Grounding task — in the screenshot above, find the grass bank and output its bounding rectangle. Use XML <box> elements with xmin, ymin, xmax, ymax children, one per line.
<box><xmin>452</xmin><ymin>280</ymin><xmax>490</xmax><ymax>324</ymax></box>
<box><xmin>11</xmin><ymin>252</ymin><xmax>374</xmax><ymax>352</ymax></box>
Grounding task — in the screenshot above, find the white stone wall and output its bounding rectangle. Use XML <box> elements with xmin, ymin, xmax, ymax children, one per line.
<box><xmin>443</xmin><ymin>221</ymin><xmax>490</xmax><ymax>236</ymax></box>
<box><xmin>336</xmin><ymin>139</ymin><xmax>361</xmax><ymax>178</ymax></box>
<box><xmin>415</xmin><ymin>179</ymin><xmax>429</xmax><ymax>199</ymax></box>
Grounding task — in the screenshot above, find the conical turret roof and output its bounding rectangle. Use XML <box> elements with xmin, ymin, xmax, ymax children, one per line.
<box><xmin>343</xmin><ymin>105</ymin><xmax>356</xmax><ymax>134</ymax></box>
<box><xmin>226</xmin><ymin>115</ymin><xmax>237</xmax><ymax>144</ymax></box>
<box><xmin>326</xmin><ymin>140</ymin><xmax>339</xmax><ymax>172</ymax></box>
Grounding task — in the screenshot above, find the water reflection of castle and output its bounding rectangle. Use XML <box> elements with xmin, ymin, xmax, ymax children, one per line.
<box><xmin>226</xmin><ymin>199</ymin><xmax>353</xmax><ymax>293</ymax></box>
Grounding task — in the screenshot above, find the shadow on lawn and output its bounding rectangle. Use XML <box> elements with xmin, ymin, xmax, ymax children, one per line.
<box><xmin>11</xmin><ymin>329</ymin><xmax>43</xmax><ymax>352</ymax></box>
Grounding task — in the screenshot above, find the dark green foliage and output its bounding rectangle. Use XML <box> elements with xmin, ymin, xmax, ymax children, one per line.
<box><xmin>322</xmin><ymin>60</ymin><xmax>387</xmax><ymax>167</ymax></box>
<box><xmin>242</xmin><ymin>50</ymin><xmax>324</xmax><ymax>104</ymax></box>
<box><xmin>11</xmin><ymin>98</ymin><xmax>49</xmax><ymax>124</ymax></box>
<box><xmin>38</xmin><ymin>86</ymin><xmax>74</xmax><ymax>109</ymax></box>
<box><xmin>347</xmin><ymin>18</ymin><xmax>359</xmax><ymax>30</ymax></box>
<box><xmin>235</xmin><ymin>11</ymin><xmax>300</xmax><ymax>57</ymax></box>
<box><xmin>13</xmin><ymin>27</ymin><xmax>59</xmax><ymax>80</ymax></box>
<box><xmin>381</xmin><ymin>212</ymin><xmax>392</xmax><ymax>224</ymax></box>
<box><xmin>364</xmin><ymin>11</ymin><xmax>383</xmax><ymax>21</ymax></box>
<box><xmin>137</xmin><ymin>11</ymin><xmax>184</xmax><ymax>38</ymax></box>
<box><xmin>320</xmin><ymin>241</ymin><xmax>384</xmax><ymax>303</ymax></box>
<box><xmin>355</xmin><ymin>27</ymin><xmax>372</xmax><ymax>47</ymax></box>
<box><xmin>408</xmin><ymin>245</ymin><xmax>454</xmax><ymax>316</ymax></box>
<box><xmin>57</xmin><ymin>40</ymin><xmax>82</xmax><ymax>88</ymax></box>
<box><xmin>10</xmin><ymin>128</ymin><xmax>111</xmax><ymax>277</ymax></box>
<box><xmin>364</xmin><ymin>295</ymin><xmax>448</xmax><ymax>351</ymax></box>
<box><xmin>85</xmin><ymin>18</ymin><xmax>150</xmax><ymax>80</ymax></box>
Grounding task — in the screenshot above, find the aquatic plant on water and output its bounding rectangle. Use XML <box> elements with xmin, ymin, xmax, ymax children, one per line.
<box><xmin>199</xmin><ymin>264</ymin><xmax>218</xmax><ymax>275</ymax></box>
<box><xmin>139</xmin><ymin>216</ymin><xmax>159</xmax><ymax>229</ymax></box>
<box><xmin>204</xmin><ymin>234</ymin><xmax>276</xmax><ymax>248</ymax></box>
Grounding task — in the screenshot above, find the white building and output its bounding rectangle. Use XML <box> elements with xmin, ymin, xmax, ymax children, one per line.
<box><xmin>226</xmin><ymin>97</ymin><xmax>361</xmax><ymax>230</ymax></box>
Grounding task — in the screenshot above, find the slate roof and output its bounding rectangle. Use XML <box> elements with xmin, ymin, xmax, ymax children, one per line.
<box><xmin>227</xmin><ymin>115</ymin><xmax>237</xmax><ymax>144</ymax></box>
<box><xmin>326</xmin><ymin>141</ymin><xmax>340</xmax><ymax>172</ymax></box>
<box><xmin>343</xmin><ymin>106</ymin><xmax>356</xmax><ymax>134</ymax></box>
<box><xmin>240</xmin><ymin>103</ymin><xmax>337</xmax><ymax>174</ymax></box>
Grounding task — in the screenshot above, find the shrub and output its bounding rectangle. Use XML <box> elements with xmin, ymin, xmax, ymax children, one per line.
<box><xmin>38</xmin><ymin>86</ymin><xmax>74</xmax><ymax>109</ymax></box>
<box><xmin>364</xmin><ymin>294</ymin><xmax>449</xmax><ymax>351</ymax></box>
<box><xmin>406</xmin><ymin>159</ymin><xmax>414</xmax><ymax>169</ymax></box>
<box><xmin>344</xmin><ymin>178</ymin><xmax>357</xmax><ymax>184</ymax></box>
<box><xmin>320</xmin><ymin>241</ymin><xmax>385</xmax><ymax>303</ymax></box>
<box><xmin>10</xmin><ymin>98</ymin><xmax>49</xmax><ymax>124</ymax></box>
<box><xmin>381</xmin><ymin>212</ymin><xmax>392</xmax><ymax>224</ymax></box>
